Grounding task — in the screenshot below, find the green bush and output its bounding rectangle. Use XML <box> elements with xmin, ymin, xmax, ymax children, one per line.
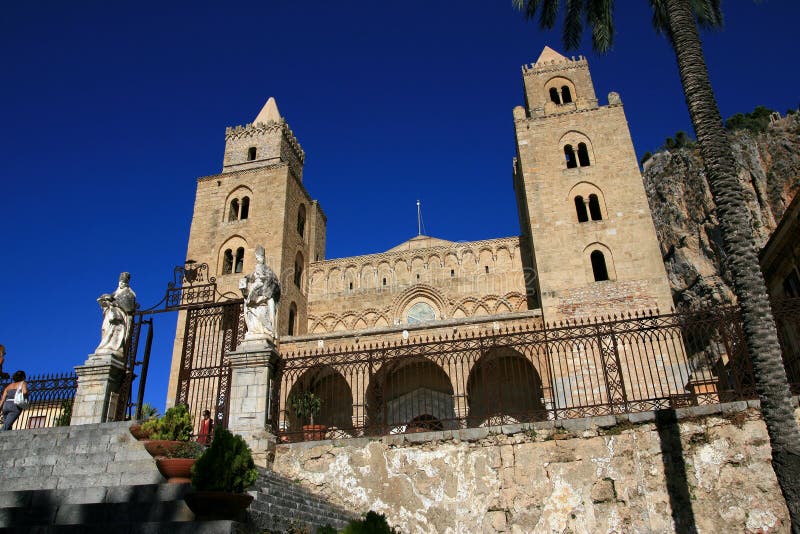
<box><xmin>141</xmin><ymin>403</ymin><xmax>193</xmax><ymax>441</ymax></box>
<box><xmin>165</xmin><ymin>441</ymin><xmax>206</xmax><ymax>459</ymax></box>
<box><xmin>341</xmin><ymin>511</ymin><xmax>398</xmax><ymax>534</ymax></box>
<box><xmin>725</xmin><ymin>105</ymin><xmax>775</xmax><ymax>133</ymax></box>
<box><xmin>191</xmin><ymin>427</ymin><xmax>257</xmax><ymax>493</ymax></box>
<box><xmin>639</xmin><ymin>151</ymin><xmax>652</xmax><ymax>166</ymax></box>
<box><xmin>55</xmin><ymin>400</ymin><xmax>72</xmax><ymax>427</ymax></box>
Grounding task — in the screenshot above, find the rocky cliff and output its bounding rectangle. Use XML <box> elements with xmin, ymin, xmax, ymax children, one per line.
<box><xmin>643</xmin><ymin>112</ymin><xmax>800</xmax><ymax>309</ymax></box>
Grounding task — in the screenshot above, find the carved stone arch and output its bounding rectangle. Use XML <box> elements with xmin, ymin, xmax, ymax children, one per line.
<box><xmin>478</xmin><ymin>248</ymin><xmax>494</xmax><ymax>272</ymax></box>
<box><xmin>495</xmin><ymin>246</ymin><xmax>513</xmax><ymax>269</ymax></box>
<box><xmin>566</xmin><ymin>181</ymin><xmax>609</xmax><ymax>221</ymax></box>
<box><xmin>460</xmin><ymin>249</ymin><xmax>478</xmax><ymax>274</ymax></box>
<box><xmin>582</xmin><ymin>242</ymin><xmax>616</xmax><ymax>283</ymax></box>
<box><xmin>339</xmin><ymin>313</ymin><xmax>358</xmax><ymax>330</ymax></box>
<box><xmin>327</xmin><ymin>267</ymin><xmax>343</xmax><ymax>293</ymax></box>
<box><xmin>391</xmin><ymin>284</ymin><xmax>449</xmax><ymax>323</ymax></box>
<box><xmin>343</xmin><ymin>265</ymin><xmax>358</xmax><ymax>291</ymax></box>
<box><xmin>426</xmin><ymin>253</ymin><xmax>443</xmax><ymax>268</ymax></box>
<box><xmin>377</xmin><ymin>261</ymin><xmax>392</xmax><ymax>287</ymax></box>
<box><xmin>452</xmin><ymin>296</ymin><xmax>481</xmax><ymax>317</ymax></box>
<box><xmin>502</xmin><ymin>291</ymin><xmax>528</xmax><ymax>311</ymax></box>
<box><xmin>393</xmin><ymin>258</ymin><xmax>410</xmax><ymax>284</ymax></box>
<box><xmin>360</xmin><ymin>263</ymin><xmax>376</xmax><ymax>289</ymax></box>
<box><xmin>411</xmin><ymin>256</ymin><xmax>426</xmax><ymax>281</ymax></box>
<box><xmin>544</xmin><ymin>76</ymin><xmax>577</xmax><ymax>104</ymax></box>
<box><xmin>217</xmin><ymin>235</ymin><xmax>248</xmax><ymax>277</ymax></box>
<box><xmin>285</xmin><ymin>365</ymin><xmax>354</xmax><ymax>434</ymax></box>
<box><xmin>309</xmin><ymin>268</ymin><xmax>326</xmax><ymax>296</ymax></box>
<box><xmin>307</xmin><ymin>315</ymin><xmax>327</xmax><ymax>334</ymax></box>
<box><xmin>558</xmin><ymin>130</ymin><xmax>596</xmax><ymax>168</ymax></box>
<box><xmin>223</xmin><ymin>185</ymin><xmax>254</xmax><ymax>222</ymax></box>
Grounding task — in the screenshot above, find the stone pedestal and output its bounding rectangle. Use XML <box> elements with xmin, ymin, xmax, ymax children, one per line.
<box><xmin>227</xmin><ymin>339</ymin><xmax>280</xmax><ymax>467</ymax></box>
<box><xmin>71</xmin><ymin>355</ymin><xmax>126</xmax><ymax>426</ymax></box>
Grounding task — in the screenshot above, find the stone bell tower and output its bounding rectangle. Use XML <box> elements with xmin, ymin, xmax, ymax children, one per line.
<box><xmin>513</xmin><ymin>47</ymin><xmax>673</xmax><ymax>323</ymax></box>
<box><xmin>166</xmin><ymin>98</ymin><xmax>326</xmax><ymax>403</ymax></box>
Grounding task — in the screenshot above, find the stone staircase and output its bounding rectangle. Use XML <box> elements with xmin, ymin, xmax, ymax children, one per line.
<box><xmin>248</xmin><ymin>469</ymin><xmax>357</xmax><ymax>533</ymax></box>
<box><xmin>0</xmin><ymin>422</ymin><xmax>357</xmax><ymax>533</ymax></box>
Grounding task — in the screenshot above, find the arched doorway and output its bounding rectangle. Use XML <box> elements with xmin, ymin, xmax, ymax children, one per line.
<box><xmin>285</xmin><ymin>365</ymin><xmax>353</xmax><ymax>438</ymax></box>
<box><xmin>365</xmin><ymin>357</ymin><xmax>456</xmax><ymax>434</ymax></box>
<box><xmin>467</xmin><ymin>347</ymin><xmax>546</xmax><ymax>427</ymax></box>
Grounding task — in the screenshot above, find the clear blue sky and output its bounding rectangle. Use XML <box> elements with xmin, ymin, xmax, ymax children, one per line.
<box><xmin>1</xmin><ymin>1</ymin><xmax>798</xmax><ymax>412</ymax></box>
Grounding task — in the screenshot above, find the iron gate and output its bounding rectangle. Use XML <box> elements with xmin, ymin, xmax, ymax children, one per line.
<box><xmin>175</xmin><ymin>300</ymin><xmax>244</xmax><ymax>431</ymax></box>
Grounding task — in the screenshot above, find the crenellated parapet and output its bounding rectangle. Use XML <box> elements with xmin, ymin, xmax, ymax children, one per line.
<box><xmin>224</xmin><ymin>118</ymin><xmax>305</xmax><ymax>164</ymax></box>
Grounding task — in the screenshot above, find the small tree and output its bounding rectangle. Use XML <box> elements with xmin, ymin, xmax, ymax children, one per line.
<box><xmin>289</xmin><ymin>390</ymin><xmax>322</xmax><ymax>426</ymax></box>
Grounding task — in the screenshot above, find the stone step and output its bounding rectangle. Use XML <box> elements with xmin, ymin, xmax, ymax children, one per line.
<box><xmin>0</xmin><ymin>483</ymin><xmax>191</xmax><ymax>509</ymax></box>
<box><xmin>0</xmin><ymin>500</ymin><xmax>193</xmax><ymax>527</ymax></box>
<box><xmin>0</xmin><ymin>519</ymin><xmax>255</xmax><ymax>534</ymax></box>
<box><xmin>251</xmin><ymin>491</ymin><xmax>351</xmax><ymax>522</ymax></box>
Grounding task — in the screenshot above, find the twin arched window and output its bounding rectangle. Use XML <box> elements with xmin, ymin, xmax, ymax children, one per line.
<box><xmin>222</xmin><ymin>247</ymin><xmax>245</xmax><ymax>275</ymax></box>
<box><xmin>564</xmin><ymin>143</ymin><xmax>591</xmax><ymax>169</ymax></box>
<box><xmin>228</xmin><ymin>196</ymin><xmax>250</xmax><ymax>222</ymax></box>
<box><xmin>549</xmin><ymin>86</ymin><xmax>573</xmax><ymax>105</ymax></box>
<box><xmin>574</xmin><ymin>194</ymin><xmax>602</xmax><ymax>222</ymax></box>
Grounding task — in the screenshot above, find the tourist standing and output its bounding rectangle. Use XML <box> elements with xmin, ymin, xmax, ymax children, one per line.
<box><xmin>0</xmin><ymin>371</ymin><xmax>28</xmax><ymax>431</ymax></box>
<box><xmin>197</xmin><ymin>409</ymin><xmax>214</xmax><ymax>445</ymax></box>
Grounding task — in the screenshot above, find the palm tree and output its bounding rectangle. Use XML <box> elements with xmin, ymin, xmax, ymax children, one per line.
<box><xmin>512</xmin><ymin>0</ymin><xmax>800</xmax><ymax>529</ymax></box>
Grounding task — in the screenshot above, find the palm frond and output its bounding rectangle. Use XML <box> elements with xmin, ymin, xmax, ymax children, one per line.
<box><xmin>562</xmin><ymin>0</ymin><xmax>584</xmax><ymax>49</ymax></box>
<box><xmin>540</xmin><ymin>0</ymin><xmax>561</xmax><ymax>29</ymax></box>
<box><xmin>588</xmin><ymin>0</ymin><xmax>615</xmax><ymax>52</ymax></box>
<box><xmin>692</xmin><ymin>0</ymin><xmax>723</xmax><ymax>29</ymax></box>
<box><xmin>649</xmin><ymin>0</ymin><xmax>670</xmax><ymax>35</ymax></box>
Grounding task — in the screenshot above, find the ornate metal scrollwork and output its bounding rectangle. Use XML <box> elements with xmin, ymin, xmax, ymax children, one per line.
<box><xmin>165</xmin><ymin>260</ymin><xmax>218</xmax><ymax>309</ymax></box>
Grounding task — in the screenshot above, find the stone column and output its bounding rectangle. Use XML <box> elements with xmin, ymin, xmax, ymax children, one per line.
<box><xmin>71</xmin><ymin>354</ymin><xmax>126</xmax><ymax>425</ymax></box>
<box><xmin>227</xmin><ymin>339</ymin><xmax>280</xmax><ymax>467</ymax></box>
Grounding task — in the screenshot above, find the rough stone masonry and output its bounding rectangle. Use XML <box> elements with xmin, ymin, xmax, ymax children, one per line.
<box><xmin>273</xmin><ymin>401</ymin><xmax>797</xmax><ymax>533</ymax></box>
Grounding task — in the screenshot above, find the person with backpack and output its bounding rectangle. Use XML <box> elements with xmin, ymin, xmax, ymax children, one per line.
<box><xmin>0</xmin><ymin>371</ymin><xmax>28</xmax><ymax>431</ymax></box>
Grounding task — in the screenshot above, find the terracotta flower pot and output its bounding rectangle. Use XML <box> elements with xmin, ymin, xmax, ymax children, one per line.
<box><xmin>156</xmin><ymin>458</ymin><xmax>196</xmax><ymax>483</ymax></box>
<box><xmin>302</xmin><ymin>424</ymin><xmax>327</xmax><ymax>441</ymax></box>
<box><xmin>184</xmin><ymin>491</ymin><xmax>254</xmax><ymax>521</ymax></box>
<box><xmin>129</xmin><ymin>424</ymin><xmax>151</xmax><ymax>441</ymax></box>
<box><xmin>143</xmin><ymin>440</ymin><xmax>183</xmax><ymax>458</ymax></box>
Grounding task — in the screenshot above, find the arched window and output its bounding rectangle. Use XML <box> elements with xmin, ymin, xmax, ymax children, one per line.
<box><xmin>549</xmin><ymin>87</ymin><xmax>561</xmax><ymax>104</ymax></box>
<box><xmin>240</xmin><ymin>197</ymin><xmax>250</xmax><ymax>220</ymax></box>
<box><xmin>228</xmin><ymin>199</ymin><xmax>240</xmax><ymax>222</ymax></box>
<box><xmin>577</xmin><ymin>143</ymin><xmax>591</xmax><ymax>167</ymax></box>
<box><xmin>382</xmin><ymin>277</ymin><xmax>387</xmax><ymax>286</ymax></box>
<box><xmin>288</xmin><ymin>303</ymin><xmax>297</xmax><ymax>336</ymax></box>
<box><xmin>294</xmin><ymin>252</ymin><xmax>304</xmax><ymax>288</ymax></box>
<box><xmin>591</xmin><ymin>250</ymin><xmax>609</xmax><ymax>281</ymax></box>
<box><xmin>297</xmin><ymin>204</ymin><xmax>306</xmax><ymax>237</ymax></box>
<box><xmin>561</xmin><ymin>86</ymin><xmax>573</xmax><ymax>104</ymax></box>
<box><xmin>574</xmin><ymin>196</ymin><xmax>589</xmax><ymax>222</ymax></box>
<box><xmin>564</xmin><ymin>145</ymin><xmax>577</xmax><ymax>169</ymax></box>
<box><xmin>247</xmin><ymin>147</ymin><xmax>256</xmax><ymax>161</ymax></box>
<box><xmin>588</xmin><ymin>194</ymin><xmax>602</xmax><ymax>221</ymax></box>
<box><xmin>222</xmin><ymin>249</ymin><xmax>233</xmax><ymax>275</ymax></box>
<box><xmin>234</xmin><ymin>247</ymin><xmax>245</xmax><ymax>274</ymax></box>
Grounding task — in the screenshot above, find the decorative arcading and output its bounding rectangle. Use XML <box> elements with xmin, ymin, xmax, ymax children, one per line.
<box><xmin>306</xmin><ymin>290</ymin><xmax>528</xmax><ymax>335</ymax></box>
<box><xmin>311</xmin><ymin>236</ymin><xmax>520</xmax><ymax>269</ymax></box>
<box><xmin>224</xmin><ymin>119</ymin><xmax>306</xmax><ymax>163</ymax></box>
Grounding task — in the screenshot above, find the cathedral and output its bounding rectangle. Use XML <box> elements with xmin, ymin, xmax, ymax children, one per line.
<box><xmin>166</xmin><ymin>47</ymin><xmax>677</xmax><ymax>435</ymax></box>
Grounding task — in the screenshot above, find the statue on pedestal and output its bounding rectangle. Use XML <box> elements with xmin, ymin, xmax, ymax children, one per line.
<box><xmin>240</xmin><ymin>245</ymin><xmax>281</xmax><ymax>341</ymax></box>
<box><xmin>94</xmin><ymin>272</ymin><xmax>137</xmax><ymax>358</ymax></box>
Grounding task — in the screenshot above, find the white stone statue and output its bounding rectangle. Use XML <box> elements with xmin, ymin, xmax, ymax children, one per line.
<box><xmin>240</xmin><ymin>246</ymin><xmax>281</xmax><ymax>341</ymax></box>
<box><xmin>95</xmin><ymin>272</ymin><xmax>137</xmax><ymax>358</ymax></box>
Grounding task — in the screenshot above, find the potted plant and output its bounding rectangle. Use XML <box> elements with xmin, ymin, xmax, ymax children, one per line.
<box><xmin>139</xmin><ymin>403</ymin><xmax>194</xmax><ymax>458</ymax></box>
<box><xmin>156</xmin><ymin>441</ymin><xmax>206</xmax><ymax>483</ymax></box>
<box><xmin>129</xmin><ymin>402</ymin><xmax>160</xmax><ymax>440</ymax></box>
<box><xmin>289</xmin><ymin>390</ymin><xmax>325</xmax><ymax>441</ymax></box>
<box><xmin>184</xmin><ymin>427</ymin><xmax>258</xmax><ymax>520</ymax></box>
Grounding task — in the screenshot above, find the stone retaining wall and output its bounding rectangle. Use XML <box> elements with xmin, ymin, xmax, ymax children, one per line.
<box><xmin>272</xmin><ymin>401</ymin><xmax>798</xmax><ymax>533</ymax></box>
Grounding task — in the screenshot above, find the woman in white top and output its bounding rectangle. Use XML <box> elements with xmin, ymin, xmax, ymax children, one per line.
<box><xmin>0</xmin><ymin>371</ymin><xmax>28</xmax><ymax>431</ymax></box>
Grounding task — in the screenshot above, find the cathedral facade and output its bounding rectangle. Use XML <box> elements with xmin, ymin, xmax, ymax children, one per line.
<box><xmin>166</xmin><ymin>47</ymin><xmax>675</xmax><ymax>429</ymax></box>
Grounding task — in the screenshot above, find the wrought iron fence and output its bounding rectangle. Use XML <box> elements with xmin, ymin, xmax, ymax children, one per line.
<box><xmin>0</xmin><ymin>372</ymin><xmax>78</xmax><ymax>430</ymax></box>
<box><xmin>276</xmin><ymin>298</ymin><xmax>800</xmax><ymax>441</ymax></box>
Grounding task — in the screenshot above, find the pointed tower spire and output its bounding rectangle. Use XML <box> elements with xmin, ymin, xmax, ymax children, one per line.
<box><xmin>535</xmin><ymin>46</ymin><xmax>568</xmax><ymax>65</ymax></box>
<box><xmin>254</xmin><ymin>97</ymin><xmax>281</xmax><ymax>124</ymax></box>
